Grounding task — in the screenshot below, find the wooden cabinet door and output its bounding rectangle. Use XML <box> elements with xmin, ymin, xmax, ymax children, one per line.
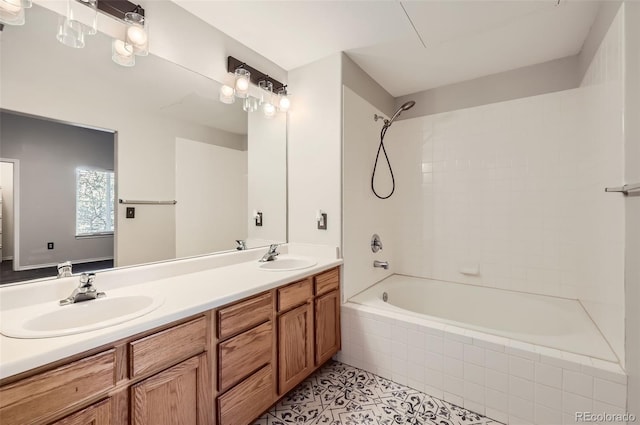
<box><xmin>131</xmin><ymin>354</ymin><xmax>211</xmax><ymax>425</ymax></box>
<box><xmin>278</xmin><ymin>302</ymin><xmax>314</xmax><ymax>395</ymax></box>
<box><xmin>50</xmin><ymin>399</ymin><xmax>111</xmax><ymax>425</ymax></box>
<box><xmin>315</xmin><ymin>290</ymin><xmax>341</xmax><ymax>366</ymax></box>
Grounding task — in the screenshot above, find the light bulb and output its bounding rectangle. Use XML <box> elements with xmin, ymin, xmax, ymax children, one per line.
<box><xmin>112</xmin><ymin>39</ymin><xmax>135</xmax><ymax>67</ymax></box>
<box><xmin>127</xmin><ymin>25</ymin><xmax>147</xmax><ymax>47</ymax></box>
<box><xmin>234</xmin><ymin>68</ymin><xmax>250</xmax><ymax>98</ymax></box>
<box><xmin>0</xmin><ymin>0</ymin><xmax>25</xmax><ymax>25</ymax></box>
<box><xmin>263</xmin><ymin>102</ymin><xmax>276</xmax><ymax>119</ymax></box>
<box><xmin>221</xmin><ymin>85</ymin><xmax>234</xmax><ymax>97</ymax></box>
<box><xmin>236</xmin><ymin>77</ymin><xmax>249</xmax><ymax>92</ymax></box>
<box><xmin>278</xmin><ymin>95</ymin><xmax>290</xmax><ymax>112</ymax></box>
<box><xmin>114</xmin><ymin>39</ymin><xmax>133</xmax><ymax>57</ymax></box>
<box><xmin>219</xmin><ymin>85</ymin><xmax>235</xmax><ymax>104</ymax></box>
<box><xmin>0</xmin><ymin>0</ymin><xmax>21</xmax><ymax>13</ymax></box>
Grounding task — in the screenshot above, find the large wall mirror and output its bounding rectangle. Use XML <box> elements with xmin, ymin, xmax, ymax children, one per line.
<box><xmin>0</xmin><ymin>4</ymin><xmax>287</xmax><ymax>284</ymax></box>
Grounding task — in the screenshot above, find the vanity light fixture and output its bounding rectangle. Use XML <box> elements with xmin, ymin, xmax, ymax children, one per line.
<box><xmin>259</xmin><ymin>79</ymin><xmax>276</xmax><ymax>119</ymax></box>
<box><xmin>0</xmin><ymin>0</ymin><xmax>31</xmax><ymax>26</ymax></box>
<box><xmin>56</xmin><ymin>0</ymin><xmax>97</xmax><ymax>48</ymax></box>
<box><xmin>234</xmin><ymin>68</ymin><xmax>251</xmax><ymax>99</ymax></box>
<box><xmin>277</xmin><ymin>86</ymin><xmax>290</xmax><ymax>112</ymax></box>
<box><xmin>124</xmin><ymin>6</ymin><xmax>148</xmax><ymax>56</ymax></box>
<box><xmin>222</xmin><ymin>56</ymin><xmax>290</xmax><ymax>115</ymax></box>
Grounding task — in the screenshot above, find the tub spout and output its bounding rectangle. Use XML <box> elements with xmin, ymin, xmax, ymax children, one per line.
<box><xmin>373</xmin><ymin>260</ymin><xmax>389</xmax><ymax>270</ymax></box>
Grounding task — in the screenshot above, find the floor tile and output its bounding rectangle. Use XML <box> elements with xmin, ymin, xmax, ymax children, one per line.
<box><xmin>254</xmin><ymin>361</ymin><xmax>503</xmax><ymax>425</ymax></box>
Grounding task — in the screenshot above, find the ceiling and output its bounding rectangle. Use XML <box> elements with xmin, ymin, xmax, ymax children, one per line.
<box><xmin>171</xmin><ymin>0</ymin><xmax>601</xmax><ymax>97</ymax></box>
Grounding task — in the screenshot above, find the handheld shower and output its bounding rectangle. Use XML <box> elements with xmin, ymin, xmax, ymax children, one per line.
<box><xmin>371</xmin><ymin>101</ymin><xmax>416</xmax><ymax>199</ymax></box>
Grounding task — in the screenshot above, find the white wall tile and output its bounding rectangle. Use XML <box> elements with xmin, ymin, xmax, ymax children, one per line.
<box><xmin>593</xmin><ymin>378</ymin><xmax>627</xmax><ymax>408</ymax></box>
<box><xmin>464</xmin><ymin>381</ymin><xmax>485</xmax><ymax>404</ymax></box>
<box><xmin>562</xmin><ymin>392</ymin><xmax>593</xmax><ymax>414</ymax></box>
<box><xmin>444</xmin><ymin>339</ymin><xmax>464</xmax><ymax>360</ymax></box>
<box><xmin>444</xmin><ymin>357</ymin><xmax>464</xmax><ymax>378</ymax></box>
<box><xmin>486</xmin><ymin>369</ymin><xmax>509</xmax><ymax>393</ymax></box>
<box><xmin>485</xmin><ymin>350</ymin><xmax>509</xmax><ymax>373</ymax></box>
<box><xmin>535</xmin><ymin>363</ymin><xmax>563</xmax><ymax>389</ymax></box>
<box><xmin>509</xmin><ymin>375</ymin><xmax>534</xmax><ymax>401</ymax></box>
<box><xmin>509</xmin><ymin>395</ymin><xmax>535</xmax><ymax>422</ymax></box>
<box><xmin>535</xmin><ymin>383</ymin><xmax>562</xmax><ymax>411</ymax></box>
<box><xmin>562</xmin><ymin>370</ymin><xmax>593</xmax><ymax>398</ymax></box>
<box><xmin>510</xmin><ymin>356</ymin><xmax>535</xmax><ymax>380</ymax></box>
<box><xmin>464</xmin><ymin>344</ymin><xmax>485</xmax><ymax>366</ymax></box>
<box><xmin>535</xmin><ymin>404</ymin><xmax>563</xmax><ymax>425</ymax></box>
<box><xmin>464</xmin><ymin>362</ymin><xmax>485</xmax><ymax>386</ymax></box>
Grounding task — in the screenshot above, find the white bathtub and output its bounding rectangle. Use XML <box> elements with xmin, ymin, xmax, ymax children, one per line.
<box><xmin>349</xmin><ymin>274</ymin><xmax>616</xmax><ymax>361</ymax></box>
<box><xmin>340</xmin><ymin>274</ymin><xmax>628</xmax><ymax>424</ymax></box>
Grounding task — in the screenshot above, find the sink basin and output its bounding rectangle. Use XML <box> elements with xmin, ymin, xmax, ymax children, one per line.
<box><xmin>258</xmin><ymin>257</ymin><xmax>317</xmax><ymax>271</ymax></box>
<box><xmin>1</xmin><ymin>295</ymin><xmax>164</xmax><ymax>339</ymax></box>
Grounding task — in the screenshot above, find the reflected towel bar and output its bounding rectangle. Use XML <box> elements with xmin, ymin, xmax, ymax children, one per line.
<box><xmin>118</xmin><ymin>199</ymin><xmax>177</xmax><ymax>205</ymax></box>
<box><xmin>605</xmin><ymin>183</ymin><xmax>640</xmax><ymax>195</ymax></box>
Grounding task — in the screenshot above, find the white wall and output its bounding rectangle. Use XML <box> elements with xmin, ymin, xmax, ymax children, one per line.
<box><xmin>175</xmin><ymin>138</ymin><xmax>247</xmax><ymax>258</ymax></box>
<box><xmin>288</xmin><ymin>54</ymin><xmax>342</xmax><ymax>249</ymax></box>
<box><xmin>576</xmin><ymin>5</ymin><xmax>626</xmax><ymax>367</ymax></box>
<box><xmin>342</xmin><ymin>87</ymin><xmax>397</xmax><ymax>300</ymax></box>
<box><xmin>247</xmin><ymin>111</ymin><xmax>287</xmax><ymax>247</ymax></box>
<box><xmin>623</xmin><ymin>0</ymin><xmax>640</xmax><ymax>415</ymax></box>
<box><xmin>0</xmin><ymin>162</ymin><xmax>15</xmax><ymax>260</ymax></box>
<box><xmin>0</xmin><ymin>112</ymin><xmax>115</xmax><ymax>268</ymax></box>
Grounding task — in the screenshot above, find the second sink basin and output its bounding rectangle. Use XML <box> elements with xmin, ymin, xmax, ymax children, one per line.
<box><xmin>1</xmin><ymin>294</ymin><xmax>164</xmax><ymax>339</ymax></box>
<box><xmin>258</xmin><ymin>257</ymin><xmax>317</xmax><ymax>271</ymax></box>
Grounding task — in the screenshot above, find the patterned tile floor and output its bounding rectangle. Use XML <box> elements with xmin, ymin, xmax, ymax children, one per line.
<box><xmin>254</xmin><ymin>361</ymin><xmax>502</xmax><ymax>425</ymax></box>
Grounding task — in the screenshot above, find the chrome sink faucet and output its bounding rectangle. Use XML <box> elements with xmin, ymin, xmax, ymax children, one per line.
<box><xmin>59</xmin><ymin>273</ymin><xmax>106</xmax><ymax>306</ymax></box>
<box><xmin>259</xmin><ymin>244</ymin><xmax>280</xmax><ymax>262</ymax></box>
<box><xmin>57</xmin><ymin>261</ymin><xmax>73</xmax><ymax>278</ymax></box>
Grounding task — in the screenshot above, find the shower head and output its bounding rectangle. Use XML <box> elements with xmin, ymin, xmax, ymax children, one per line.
<box><xmin>385</xmin><ymin>100</ymin><xmax>416</xmax><ymax>127</ymax></box>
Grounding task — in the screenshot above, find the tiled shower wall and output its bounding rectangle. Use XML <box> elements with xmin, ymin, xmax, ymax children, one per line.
<box><xmin>575</xmin><ymin>5</ymin><xmax>626</xmax><ymax>371</ymax></box>
<box><xmin>343</xmin><ymin>8</ymin><xmax>625</xmax><ymax>364</ymax></box>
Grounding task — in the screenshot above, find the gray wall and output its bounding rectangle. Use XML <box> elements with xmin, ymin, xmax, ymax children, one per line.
<box><xmin>0</xmin><ymin>111</ymin><xmax>115</xmax><ymax>268</ymax></box>
<box><xmin>624</xmin><ymin>0</ymin><xmax>640</xmax><ymax>415</ymax></box>
<box><xmin>342</xmin><ymin>53</ymin><xmax>395</xmax><ymax>117</ymax></box>
<box><xmin>394</xmin><ymin>55</ymin><xmax>580</xmax><ymax>119</ymax></box>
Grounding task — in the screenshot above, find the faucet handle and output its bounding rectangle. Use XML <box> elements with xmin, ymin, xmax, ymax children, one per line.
<box><xmin>268</xmin><ymin>244</ymin><xmax>280</xmax><ymax>253</ymax></box>
<box><xmin>79</xmin><ymin>273</ymin><xmax>96</xmax><ymax>288</ymax></box>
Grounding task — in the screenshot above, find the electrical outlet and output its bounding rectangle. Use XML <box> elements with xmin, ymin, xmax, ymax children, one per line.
<box><xmin>126</xmin><ymin>207</ymin><xmax>135</xmax><ymax>219</ymax></box>
<box><xmin>47</xmin><ymin>242</ymin><xmax>54</xmax><ymax>250</ymax></box>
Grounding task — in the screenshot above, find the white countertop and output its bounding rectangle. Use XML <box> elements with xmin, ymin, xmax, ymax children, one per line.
<box><xmin>0</xmin><ymin>244</ymin><xmax>342</xmax><ymax>380</ymax></box>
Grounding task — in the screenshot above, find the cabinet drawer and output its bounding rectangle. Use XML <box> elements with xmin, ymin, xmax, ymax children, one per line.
<box><xmin>218</xmin><ymin>292</ymin><xmax>272</xmax><ymax>340</ymax></box>
<box><xmin>0</xmin><ymin>350</ymin><xmax>115</xmax><ymax>425</ymax></box>
<box><xmin>129</xmin><ymin>316</ymin><xmax>207</xmax><ymax>379</ymax></box>
<box><xmin>218</xmin><ymin>365</ymin><xmax>274</xmax><ymax>425</ymax></box>
<box><xmin>277</xmin><ymin>278</ymin><xmax>312</xmax><ymax>312</ymax></box>
<box><xmin>219</xmin><ymin>321</ymin><xmax>273</xmax><ymax>392</ymax></box>
<box><xmin>314</xmin><ymin>267</ymin><xmax>339</xmax><ymax>296</ymax></box>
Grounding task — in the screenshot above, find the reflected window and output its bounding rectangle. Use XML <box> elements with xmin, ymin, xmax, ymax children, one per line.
<box><xmin>75</xmin><ymin>168</ymin><xmax>115</xmax><ymax>236</ymax></box>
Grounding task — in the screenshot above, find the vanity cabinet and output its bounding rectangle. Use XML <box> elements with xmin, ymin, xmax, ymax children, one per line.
<box><xmin>131</xmin><ymin>354</ymin><xmax>209</xmax><ymax>425</ymax></box>
<box><xmin>276</xmin><ymin>278</ymin><xmax>314</xmax><ymax>395</ymax></box>
<box><xmin>313</xmin><ymin>268</ymin><xmax>341</xmax><ymax>366</ymax></box>
<box><xmin>0</xmin><ymin>265</ymin><xmax>341</xmax><ymax>425</ymax></box>
<box><xmin>0</xmin><ymin>314</ymin><xmax>212</xmax><ymax>425</ymax></box>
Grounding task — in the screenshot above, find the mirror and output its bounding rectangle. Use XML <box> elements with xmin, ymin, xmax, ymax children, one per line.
<box><xmin>0</xmin><ymin>4</ymin><xmax>287</xmax><ymax>284</ymax></box>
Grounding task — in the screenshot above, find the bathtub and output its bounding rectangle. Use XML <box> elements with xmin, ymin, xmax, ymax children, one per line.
<box><xmin>349</xmin><ymin>274</ymin><xmax>615</xmax><ymax>361</ymax></box>
<box><xmin>339</xmin><ymin>274</ymin><xmax>628</xmax><ymax>425</ymax></box>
